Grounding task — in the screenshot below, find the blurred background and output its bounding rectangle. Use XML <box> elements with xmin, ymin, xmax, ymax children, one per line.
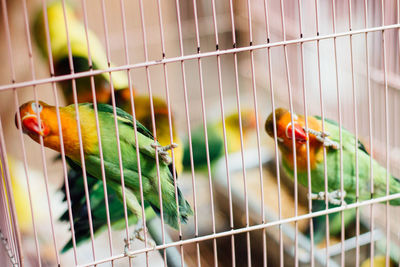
<box><xmin>0</xmin><ymin>0</ymin><xmax>400</xmax><ymax>266</ymax></box>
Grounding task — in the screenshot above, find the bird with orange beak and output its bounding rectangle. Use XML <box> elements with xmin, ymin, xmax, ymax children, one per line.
<box><xmin>265</xmin><ymin>108</ymin><xmax>400</xmax><ymax>206</ymax></box>
<box><xmin>16</xmin><ymin>101</ymin><xmax>192</xmax><ymax>236</ymax></box>
<box><xmin>265</xmin><ymin>108</ymin><xmax>400</xmax><ymax>243</ymax></box>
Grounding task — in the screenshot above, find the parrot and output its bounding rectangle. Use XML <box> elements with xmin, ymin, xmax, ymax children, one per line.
<box><xmin>182</xmin><ymin>109</ymin><xmax>257</xmax><ymax>171</ymax></box>
<box><xmin>57</xmin><ymin>89</ymin><xmax>185</xmax><ymax>252</ymax></box>
<box><xmin>265</xmin><ymin>108</ymin><xmax>400</xmax><ymax>243</ymax></box>
<box><xmin>33</xmin><ymin>1</ymin><xmax>128</xmax><ymax>104</ymax></box>
<box><xmin>15</xmin><ymin>101</ymin><xmax>193</xmax><ymax>249</ymax></box>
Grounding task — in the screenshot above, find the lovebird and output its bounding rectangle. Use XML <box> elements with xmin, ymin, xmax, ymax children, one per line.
<box><xmin>58</xmin><ymin>90</ymin><xmax>184</xmax><ymax>251</ymax></box>
<box><xmin>182</xmin><ymin>109</ymin><xmax>256</xmax><ymax>171</ymax></box>
<box><xmin>33</xmin><ymin>1</ymin><xmax>128</xmax><ymax>104</ymax></box>
<box><xmin>15</xmin><ymin>101</ymin><xmax>193</xmax><ymax>242</ymax></box>
<box><xmin>265</xmin><ymin>108</ymin><xmax>400</xmax><ymax>241</ymax></box>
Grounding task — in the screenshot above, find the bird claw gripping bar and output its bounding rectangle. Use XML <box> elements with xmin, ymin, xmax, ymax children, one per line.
<box><xmin>123</xmin><ymin>227</ymin><xmax>155</xmax><ymax>257</ymax></box>
<box><xmin>303</xmin><ymin>127</ymin><xmax>340</xmax><ymax>149</ymax></box>
<box><xmin>151</xmin><ymin>143</ymin><xmax>179</xmax><ymax>164</ymax></box>
<box><xmin>308</xmin><ymin>190</ymin><xmax>347</xmax><ymax>206</ymax></box>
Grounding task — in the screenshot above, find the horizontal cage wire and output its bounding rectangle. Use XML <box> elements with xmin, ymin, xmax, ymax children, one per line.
<box><xmin>0</xmin><ymin>0</ymin><xmax>399</xmax><ymax>266</ymax></box>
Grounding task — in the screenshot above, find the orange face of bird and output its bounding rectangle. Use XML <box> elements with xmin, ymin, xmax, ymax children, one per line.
<box><xmin>265</xmin><ymin>108</ymin><xmax>307</xmax><ymax>147</ymax></box>
<box><xmin>15</xmin><ymin>101</ymin><xmax>52</xmax><ymax>138</ymax></box>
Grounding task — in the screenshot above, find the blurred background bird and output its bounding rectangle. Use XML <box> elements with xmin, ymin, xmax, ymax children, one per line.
<box><xmin>33</xmin><ymin>0</ymin><xmax>128</xmax><ymax>104</ymax></box>
<box><xmin>182</xmin><ymin>109</ymin><xmax>256</xmax><ymax>172</ymax></box>
<box><xmin>360</xmin><ymin>255</ymin><xmax>394</xmax><ymax>267</ymax></box>
<box><xmin>265</xmin><ymin>108</ymin><xmax>400</xmax><ymax>244</ymax></box>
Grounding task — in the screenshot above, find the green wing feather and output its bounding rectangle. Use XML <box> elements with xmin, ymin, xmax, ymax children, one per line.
<box><xmin>59</xmin><ymin>162</ymin><xmax>155</xmax><ymax>252</ymax></box>
<box><xmin>314</xmin><ymin>115</ymin><xmax>369</xmax><ymax>155</ymax></box>
<box><xmin>93</xmin><ymin>103</ymin><xmax>154</xmax><ymax>139</ymax></box>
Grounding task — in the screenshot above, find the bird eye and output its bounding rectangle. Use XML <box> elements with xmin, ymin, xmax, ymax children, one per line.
<box><xmin>31</xmin><ymin>102</ymin><xmax>43</xmax><ymax>114</ymax></box>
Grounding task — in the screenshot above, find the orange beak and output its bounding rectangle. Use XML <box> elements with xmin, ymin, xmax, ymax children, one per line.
<box><xmin>286</xmin><ymin>122</ymin><xmax>307</xmax><ymax>143</ymax></box>
<box><xmin>19</xmin><ymin>113</ymin><xmax>49</xmax><ymax>136</ymax></box>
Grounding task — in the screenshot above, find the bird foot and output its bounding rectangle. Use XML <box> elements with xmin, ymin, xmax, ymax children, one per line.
<box><xmin>308</xmin><ymin>190</ymin><xmax>347</xmax><ymax>205</ymax></box>
<box><xmin>133</xmin><ymin>225</ymin><xmax>155</xmax><ymax>247</ymax></box>
<box><xmin>123</xmin><ymin>227</ymin><xmax>155</xmax><ymax>257</ymax></box>
<box><xmin>151</xmin><ymin>143</ymin><xmax>178</xmax><ymax>164</ymax></box>
<box><xmin>124</xmin><ymin>236</ymin><xmax>136</xmax><ymax>258</ymax></box>
<box><xmin>303</xmin><ymin>128</ymin><xmax>339</xmax><ymax>149</ymax></box>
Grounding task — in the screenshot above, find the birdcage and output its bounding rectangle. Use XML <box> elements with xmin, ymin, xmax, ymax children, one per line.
<box><xmin>0</xmin><ymin>0</ymin><xmax>400</xmax><ymax>266</ymax></box>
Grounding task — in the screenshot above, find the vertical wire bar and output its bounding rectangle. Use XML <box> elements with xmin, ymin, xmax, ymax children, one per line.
<box><xmin>155</xmin><ymin>0</ymin><xmax>186</xmax><ymax>265</ymax></box>
<box><xmin>245</xmin><ymin>0</ymin><xmax>262</xmax><ymax>265</ymax></box>
<box><xmin>313</xmin><ymin>0</ymin><xmax>331</xmax><ymax>264</ymax></box>
<box><xmin>173</xmin><ymin>0</ymin><xmax>201</xmax><ymax>265</ymax></box>
<box><xmin>347</xmin><ymin>1</ymin><xmax>360</xmax><ymax>266</ymax></box>
<box><xmin>0</xmin><ymin>1</ymin><xmax>19</xmax><ymax>262</ymax></box>
<box><xmin>278</xmin><ymin>0</ymin><xmax>299</xmax><ymax>265</ymax></box>
<box><xmin>0</xmin><ymin>0</ymin><xmax>37</xmax><ymax>265</ymax></box>
<box><xmin>379</xmin><ymin>1</ymin><xmax>390</xmax><ymax>266</ymax></box>
<box><xmin>329</xmin><ymin>1</ymin><xmax>345</xmax><ymax>266</ymax></box>
<box><xmin>136</xmin><ymin>0</ymin><xmax>169</xmax><ymax>264</ymax></box>
<box><xmin>98</xmin><ymin>1</ymin><xmax>136</xmax><ymax>266</ymax></box>
<box><xmin>40</xmin><ymin>0</ymin><xmax>79</xmax><ymax>263</ymax></box>
<box><xmin>60</xmin><ymin>0</ymin><xmax>97</xmax><ymax>261</ymax></box>
<box><xmin>228</xmin><ymin>0</ymin><xmax>251</xmax><ymax>265</ymax></box>
<box><xmin>245</xmin><ymin>0</ymin><xmax>267</xmax><ymax>265</ymax></box>
<box><xmin>0</xmin><ymin>117</ymin><xmax>22</xmax><ymax>266</ymax></box>
<box><xmin>397</xmin><ymin>3</ymin><xmax>400</xmax><ymax>267</ymax></box>
<box><xmin>79</xmin><ymin>0</ymin><xmax>114</xmax><ymax>262</ymax></box>
<box><xmin>190</xmin><ymin>0</ymin><xmax>219</xmax><ymax>265</ymax></box>
<box><xmin>262</xmin><ymin>0</ymin><xmax>284</xmax><ymax>265</ymax></box>
<box><xmin>210</xmin><ymin>0</ymin><xmax>238</xmax><ymax>265</ymax></box>
<box><xmin>398</xmin><ymin>0</ymin><xmax>400</xmax><ymax>72</ymax></box>
<box><xmin>116</xmin><ymin>1</ymin><xmax>151</xmax><ymax>266</ymax></box>
<box><xmin>296</xmin><ymin>0</ymin><xmax>315</xmax><ymax>265</ymax></box>
<box><xmin>363</xmin><ymin>0</ymin><xmax>375</xmax><ymax>264</ymax></box>
<box><xmin>20</xmin><ymin>1</ymin><xmax>64</xmax><ymax>264</ymax></box>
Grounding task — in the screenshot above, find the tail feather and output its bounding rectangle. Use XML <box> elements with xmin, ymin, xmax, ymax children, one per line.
<box><xmin>149</xmin><ymin>186</ymin><xmax>193</xmax><ymax>230</ymax></box>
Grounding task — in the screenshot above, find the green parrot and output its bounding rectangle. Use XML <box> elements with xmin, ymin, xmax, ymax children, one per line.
<box><xmin>182</xmin><ymin>109</ymin><xmax>256</xmax><ymax>171</ymax></box>
<box><xmin>16</xmin><ymin>101</ymin><xmax>193</xmax><ymax>249</ymax></box>
<box><xmin>265</xmin><ymin>108</ymin><xmax>400</xmax><ymax>242</ymax></box>
<box><xmin>59</xmin><ymin>89</ymin><xmax>185</xmax><ymax>252</ymax></box>
<box><xmin>33</xmin><ymin>1</ymin><xmax>128</xmax><ymax>104</ymax></box>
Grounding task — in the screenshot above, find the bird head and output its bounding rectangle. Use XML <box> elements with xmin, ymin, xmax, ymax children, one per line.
<box><xmin>15</xmin><ymin>101</ymin><xmax>54</xmax><ymax>140</ymax></box>
<box><xmin>265</xmin><ymin>108</ymin><xmax>308</xmax><ymax>147</ymax></box>
<box><xmin>115</xmin><ymin>88</ymin><xmax>136</xmax><ymax>104</ymax></box>
<box><xmin>224</xmin><ymin>109</ymin><xmax>257</xmax><ymax>136</ymax></box>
